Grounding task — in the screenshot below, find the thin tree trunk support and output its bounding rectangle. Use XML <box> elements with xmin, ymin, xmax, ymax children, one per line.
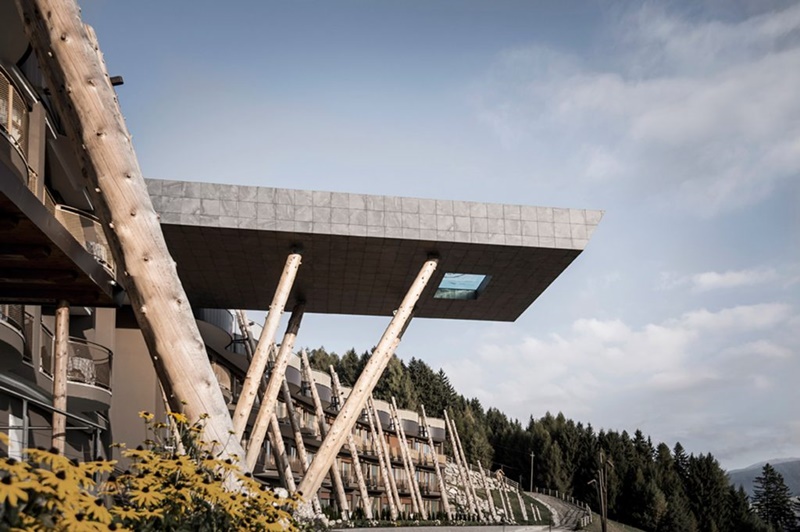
<box><xmin>391</xmin><ymin>398</ymin><xmax>427</xmax><ymax>519</ymax></box>
<box><xmin>245</xmin><ymin>302</ymin><xmax>305</xmax><ymax>470</ymax></box>
<box><xmin>478</xmin><ymin>460</ymin><xmax>499</xmax><ymax>522</ymax></box>
<box><xmin>330</xmin><ymin>367</ymin><xmax>373</xmax><ymax>519</ymax></box>
<box><xmin>51</xmin><ymin>300</ymin><xmax>69</xmax><ymax>453</ymax></box>
<box><xmin>281</xmin><ymin>375</ymin><xmax>321</xmax><ymax>513</ymax></box>
<box><xmin>420</xmin><ymin>404</ymin><xmax>452</xmax><ymax>521</ymax></box>
<box><xmin>371</xmin><ymin>398</ymin><xmax>403</xmax><ymax>517</ymax></box>
<box><xmin>444</xmin><ymin>410</ymin><xmax>476</xmax><ymax>518</ymax></box>
<box><xmin>516</xmin><ymin>485</ymin><xmax>528</xmax><ymax>521</ymax></box>
<box><xmin>301</xmin><ymin>350</ymin><xmax>350</xmax><ymax>520</ymax></box>
<box><xmin>14</xmin><ymin>0</ymin><xmax>246</xmax><ymax>464</ymax></box>
<box><xmin>298</xmin><ymin>257</ymin><xmax>438</xmax><ymax>498</ymax></box>
<box><xmin>498</xmin><ymin>474</ymin><xmax>511</xmax><ymax>521</ymax></box>
<box><xmin>367</xmin><ymin>398</ymin><xmax>399</xmax><ymax>521</ymax></box>
<box><xmin>452</xmin><ymin>414</ymin><xmax>484</xmax><ymax>522</ymax></box>
<box><xmin>268</xmin><ymin>411</ymin><xmax>296</xmax><ymax>492</ymax></box>
<box><xmin>233</xmin><ymin>252</ymin><xmax>302</xmax><ymax>439</ymax></box>
<box><xmin>389</xmin><ymin>401</ymin><xmax>420</xmax><ymax>517</ymax></box>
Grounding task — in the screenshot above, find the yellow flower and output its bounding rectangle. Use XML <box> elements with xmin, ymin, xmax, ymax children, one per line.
<box><xmin>37</xmin><ymin>468</ymin><xmax>81</xmax><ymax>499</ymax></box>
<box><xmin>83</xmin><ymin>494</ymin><xmax>113</xmax><ymax>524</ymax></box>
<box><xmin>0</xmin><ymin>476</ymin><xmax>31</xmax><ymax>506</ymax></box>
<box><xmin>0</xmin><ymin>432</ymin><xmax>9</xmax><ymax>446</ymax></box>
<box><xmin>167</xmin><ymin>411</ymin><xmax>189</xmax><ymax>424</ymax></box>
<box><xmin>129</xmin><ymin>486</ymin><xmax>165</xmax><ymax>507</ymax></box>
<box><xmin>111</xmin><ymin>506</ymin><xmax>141</xmax><ymax>520</ymax></box>
<box><xmin>138</xmin><ymin>411</ymin><xmax>154</xmax><ymax>421</ymax></box>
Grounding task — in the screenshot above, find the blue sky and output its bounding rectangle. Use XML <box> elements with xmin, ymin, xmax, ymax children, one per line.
<box><xmin>82</xmin><ymin>0</ymin><xmax>798</xmax><ymax>470</ymax></box>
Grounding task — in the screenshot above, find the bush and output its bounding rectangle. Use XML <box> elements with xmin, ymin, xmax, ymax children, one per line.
<box><xmin>0</xmin><ymin>411</ymin><xmax>296</xmax><ymax>531</ymax></box>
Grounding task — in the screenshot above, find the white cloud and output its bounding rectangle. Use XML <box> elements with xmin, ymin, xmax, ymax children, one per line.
<box><xmin>443</xmin><ymin>301</ymin><xmax>799</xmax><ymax>467</ymax></box>
<box><xmin>658</xmin><ymin>266</ymin><xmax>795</xmax><ymax>292</ymax></box>
<box><xmin>472</xmin><ymin>3</ymin><xmax>800</xmax><ymax>216</ymax></box>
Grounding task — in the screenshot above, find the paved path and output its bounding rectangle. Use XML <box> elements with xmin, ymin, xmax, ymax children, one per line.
<box><xmin>527</xmin><ymin>492</ymin><xmax>589</xmax><ymax>530</ymax></box>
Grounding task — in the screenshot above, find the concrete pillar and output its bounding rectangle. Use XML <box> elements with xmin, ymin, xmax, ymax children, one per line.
<box><xmin>366</xmin><ymin>399</ymin><xmax>399</xmax><ymax>521</ymax></box>
<box><xmin>391</xmin><ymin>398</ymin><xmax>427</xmax><ymax>519</ymax></box>
<box><xmin>298</xmin><ymin>257</ymin><xmax>438</xmax><ymax>499</ymax></box>
<box><xmin>51</xmin><ymin>300</ymin><xmax>69</xmax><ymax>453</ymax></box>
<box><xmin>330</xmin><ymin>367</ymin><xmax>373</xmax><ymax>519</ymax></box>
<box><xmin>245</xmin><ymin>302</ymin><xmax>305</xmax><ymax>470</ymax></box>
<box><xmin>478</xmin><ymin>460</ymin><xmax>499</xmax><ymax>522</ymax></box>
<box><xmin>420</xmin><ymin>405</ymin><xmax>452</xmax><ymax>521</ymax></box>
<box><xmin>301</xmin><ymin>350</ymin><xmax>350</xmax><ymax>520</ymax></box>
<box><xmin>233</xmin><ymin>252</ymin><xmax>301</xmax><ymax>439</ymax></box>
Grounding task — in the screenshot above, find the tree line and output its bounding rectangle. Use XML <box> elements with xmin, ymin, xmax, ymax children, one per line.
<box><xmin>307</xmin><ymin>347</ymin><xmax>799</xmax><ymax>531</ymax></box>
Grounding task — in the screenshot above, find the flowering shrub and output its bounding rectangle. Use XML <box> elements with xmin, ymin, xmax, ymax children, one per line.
<box><xmin>0</xmin><ymin>412</ymin><xmax>296</xmax><ymax>531</ymax></box>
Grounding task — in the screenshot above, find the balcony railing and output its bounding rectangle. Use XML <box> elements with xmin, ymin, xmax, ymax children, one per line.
<box><xmin>54</xmin><ymin>205</ymin><xmax>116</xmax><ymax>277</ymax></box>
<box><xmin>0</xmin><ymin>67</ymin><xmax>29</xmax><ymax>161</ymax></box>
<box><xmin>40</xmin><ymin>328</ymin><xmax>113</xmax><ymax>391</ymax></box>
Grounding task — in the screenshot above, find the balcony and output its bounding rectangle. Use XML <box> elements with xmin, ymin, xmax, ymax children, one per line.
<box><xmin>53</xmin><ymin>205</ymin><xmax>116</xmax><ymax>278</ymax></box>
<box><xmin>40</xmin><ymin>326</ymin><xmax>113</xmax><ymax>410</ymax></box>
<box><xmin>0</xmin><ymin>66</ymin><xmax>29</xmax><ymax>180</ymax></box>
<box><xmin>0</xmin><ymin>304</ymin><xmax>29</xmax><ymax>369</ymax></box>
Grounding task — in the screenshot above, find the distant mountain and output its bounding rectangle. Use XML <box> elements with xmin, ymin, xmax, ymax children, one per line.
<box><xmin>728</xmin><ymin>458</ymin><xmax>800</xmax><ymax>497</ymax></box>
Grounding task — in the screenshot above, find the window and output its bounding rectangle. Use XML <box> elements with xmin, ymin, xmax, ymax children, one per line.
<box><xmin>433</xmin><ymin>273</ymin><xmax>490</xmax><ymax>300</ymax></box>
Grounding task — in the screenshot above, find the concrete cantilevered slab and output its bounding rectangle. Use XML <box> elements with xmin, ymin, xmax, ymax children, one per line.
<box><xmin>146</xmin><ymin>179</ymin><xmax>602</xmax><ymax>322</ymax></box>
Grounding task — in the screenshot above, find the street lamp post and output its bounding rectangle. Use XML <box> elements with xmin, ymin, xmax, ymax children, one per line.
<box><xmin>530</xmin><ymin>452</ymin><xmax>535</xmax><ymax>492</ymax></box>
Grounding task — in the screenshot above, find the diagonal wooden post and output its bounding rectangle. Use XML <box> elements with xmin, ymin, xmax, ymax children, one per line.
<box><xmin>451</xmin><ymin>413</ymin><xmax>484</xmax><ymax>522</ymax></box>
<box><xmin>14</xmin><ymin>0</ymin><xmax>245</xmax><ymax>464</ymax></box>
<box><xmin>245</xmin><ymin>302</ymin><xmax>305</xmax><ymax>470</ymax></box>
<box><xmin>280</xmin><ymin>370</ymin><xmax>321</xmax><ymax>512</ymax></box>
<box><xmin>330</xmin><ymin>367</ymin><xmax>373</xmax><ymax>519</ymax></box>
<box><xmin>388</xmin><ymin>400</ymin><xmax>420</xmax><ymax>517</ymax></box>
<box><xmin>516</xmin><ymin>484</ymin><xmax>528</xmax><ymax>521</ymax></box>
<box><xmin>495</xmin><ymin>470</ymin><xmax>510</xmax><ymax>521</ymax></box>
<box><xmin>233</xmin><ymin>252</ymin><xmax>302</xmax><ymax>439</ymax></box>
<box><xmin>444</xmin><ymin>410</ymin><xmax>476</xmax><ymax>517</ymax></box>
<box><xmin>298</xmin><ymin>257</ymin><xmax>438</xmax><ymax>498</ymax></box>
<box><xmin>367</xmin><ymin>399</ymin><xmax>399</xmax><ymax>521</ymax></box>
<box><xmin>420</xmin><ymin>404</ymin><xmax>452</xmax><ymax>521</ymax></box>
<box><xmin>391</xmin><ymin>397</ymin><xmax>427</xmax><ymax>519</ymax></box>
<box><xmin>301</xmin><ymin>350</ymin><xmax>350</xmax><ymax>520</ymax></box>
<box><xmin>268</xmin><ymin>412</ymin><xmax>296</xmax><ymax>492</ymax></box>
<box><xmin>478</xmin><ymin>460</ymin><xmax>499</xmax><ymax>522</ymax></box>
<box><xmin>51</xmin><ymin>301</ymin><xmax>69</xmax><ymax>453</ymax></box>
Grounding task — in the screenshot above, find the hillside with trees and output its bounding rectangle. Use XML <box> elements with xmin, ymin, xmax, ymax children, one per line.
<box><xmin>308</xmin><ymin>347</ymin><xmax>800</xmax><ymax>531</ymax></box>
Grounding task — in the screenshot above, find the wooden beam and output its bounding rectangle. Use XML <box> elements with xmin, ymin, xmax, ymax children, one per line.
<box><xmin>244</xmin><ymin>302</ymin><xmax>305</xmax><ymax>471</ymax></box>
<box><xmin>450</xmin><ymin>411</ymin><xmax>484</xmax><ymax>522</ymax></box>
<box><xmin>14</xmin><ymin>0</ymin><xmax>245</xmax><ymax>464</ymax></box>
<box><xmin>368</xmin><ymin>395</ymin><xmax>403</xmax><ymax>512</ymax></box>
<box><xmin>391</xmin><ymin>397</ymin><xmax>427</xmax><ymax>519</ymax></box>
<box><xmin>280</xmin><ymin>375</ymin><xmax>321</xmax><ymax>513</ymax></box>
<box><xmin>420</xmin><ymin>404</ymin><xmax>452</xmax><ymax>520</ymax></box>
<box><xmin>298</xmin><ymin>257</ymin><xmax>438</xmax><ymax>498</ymax></box>
<box><xmin>478</xmin><ymin>460</ymin><xmax>499</xmax><ymax>522</ymax></box>
<box><xmin>51</xmin><ymin>300</ymin><xmax>68</xmax><ymax>453</ymax></box>
<box><xmin>444</xmin><ymin>409</ymin><xmax>476</xmax><ymax>518</ymax></box>
<box><xmin>300</xmin><ymin>350</ymin><xmax>350</xmax><ymax>520</ymax></box>
<box><xmin>330</xmin><ymin>367</ymin><xmax>373</xmax><ymax>519</ymax></box>
<box><xmin>366</xmin><ymin>398</ymin><xmax>399</xmax><ymax>521</ymax></box>
<box><xmin>233</xmin><ymin>252</ymin><xmax>301</xmax><ymax>439</ymax></box>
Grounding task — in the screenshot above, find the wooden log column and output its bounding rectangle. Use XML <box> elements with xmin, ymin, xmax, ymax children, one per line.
<box><xmin>233</xmin><ymin>252</ymin><xmax>302</xmax><ymax>439</ymax></box>
<box><xmin>367</xmin><ymin>399</ymin><xmax>399</xmax><ymax>520</ymax></box>
<box><xmin>451</xmin><ymin>414</ymin><xmax>484</xmax><ymax>522</ymax></box>
<box><xmin>420</xmin><ymin>404</ymin><xmax>452</xmax><ymax>521</ymax></box>
<box><xmin>14</xmin><ymin>0</ymin><xmax>246</xmax><ymax>464</ymax></box>
<box><xmin>298</xmin><ymin>257</ymin><xmax>438</xmax><ymax>498</ymax></box>
<box><xmin>444</xmin><ymin>410</ymin><xmax>476</xmax><ymax>518</ymax></box>
<box><xmin>330</xmin><ymin>367</ymin><xmax>373</xmax><ymax>519</ymax></box>
<box><xmin>301</xmin><ymin>350</ymin><xmax>350</xmax><ymax>520</ymax></box>
<box><xmin>391</xmin><ymin>398</ymin><xmax>427</xmax><ymax>519</ymax></box>
<box><xmin>245</xmin><ymin>302</ymin><xmax>305</xmax><ymax>470</ymax></box>
<box><xmin>478</xmin><ymin>460</ymin><xmax>499</xmax><ymax>522</ymax></box>
<box><xmin>51</xmin><ymin>300</ymin><xmax>69</xmax><ymax>453</ymax></box>
<box><xmin>280</xmin><ymin>374</ymin><xmax>321</xmax><ymax>513</ymax></box>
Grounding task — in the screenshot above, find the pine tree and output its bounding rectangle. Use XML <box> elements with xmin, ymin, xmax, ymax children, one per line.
<box><xmin>753</xmin><ymin>463</ymin><xmax>797</xmax><ymax>531</ymax></box>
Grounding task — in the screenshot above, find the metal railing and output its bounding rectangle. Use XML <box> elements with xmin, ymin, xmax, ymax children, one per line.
<box><xmin>0</xmin><ymin>304</ymin><xmax>25</xmax><ymax>337</ymax></box>
<box><xmin>40</xmin><ymin>329</ymin><xmax>113</xmax><ymax>391</ymax></box>
<box><xmin>53</xmin><ymin>205</ymin><xmax>116</xmax><ymax>277</ymax></box>
<box><xmin>0</xmin><ymin>67</ymin><xmax>29</xmax><ymax>160</ymax></box>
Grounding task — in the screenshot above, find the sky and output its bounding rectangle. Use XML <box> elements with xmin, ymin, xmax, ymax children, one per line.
<box><xmin>81</xmin><ymin>0</ymin><xmax>799</xmax><ymax>471</ymax></box>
